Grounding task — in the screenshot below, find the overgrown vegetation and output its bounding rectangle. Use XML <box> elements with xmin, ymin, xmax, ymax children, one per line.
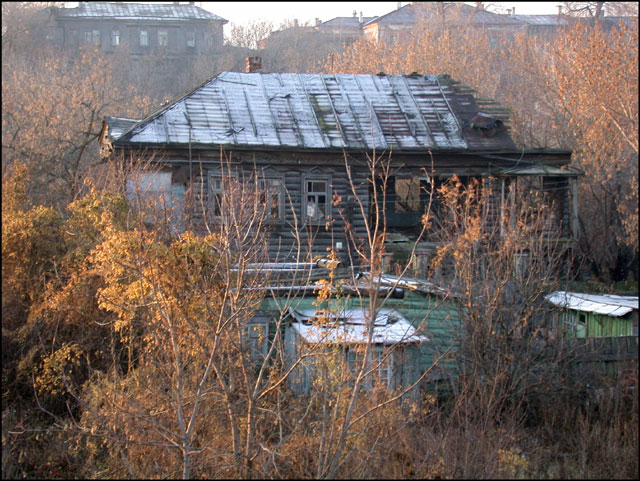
<box><xmin>2</xmin><ymin>2</ymin><xmax>638</xmax><ymax>479</ymax></box>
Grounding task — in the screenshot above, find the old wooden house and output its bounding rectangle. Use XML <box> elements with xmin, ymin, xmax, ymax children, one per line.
<box><xmin>100</xmin><ymin>70</ymin><xmax>581</xmax><ymax>268</ymax></box>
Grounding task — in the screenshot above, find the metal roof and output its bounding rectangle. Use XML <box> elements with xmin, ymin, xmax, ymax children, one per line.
<box><xmin>114</xmin><ymin>71</ymin><xmax>515</xmax><ymax>152</ymax></box>
<box><xmin>289</xmin><ymin>306</ymin><xmax>428</xmax><ymax>344</ymax></box>
<box><xmin>321</xmin><ymin>16</ymin><xmax>377</xmax><ymax>28</ymax></box>
<box><xmin>104</xmin><ymin>116</ymin><xmax>138</xmax><ymax>141</ymax></box>
<box><xmin>52</xmin><ymin>2</ymin><xmax>227</xmax><ymax>22</ymax></box>
<box><xmin>545</xmin><ymin>291</ymin><xmax>639</xmax><ymax>317</ymax></box>
<box><xmin>364</xmin><ymin>3</ymin><xmax>522</xmax><ymax>27</ymax></box>
<box><xmin>512</xmin><ymin>14</ymin><xmax>569</xmax><ymax>26</ymax></box>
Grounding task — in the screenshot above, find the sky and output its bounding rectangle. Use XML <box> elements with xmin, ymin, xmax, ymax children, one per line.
<box><xmin>201</xmin><ymin>2</ymin><xmax>562</xmax><ymax>32</ymax></box>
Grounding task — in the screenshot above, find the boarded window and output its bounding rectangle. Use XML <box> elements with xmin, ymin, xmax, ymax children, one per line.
<box><xmin>140</xmin><ymin>30</ymin><xmax>148</xmax><ymax>46</ymax></box>
<box><xmin>158</xmin><ymin>29</ymin><xmax>168</xmax><ymax>46</ymax></box>
<box><xmin>111</xmin><ymin>30</ymin><xmax>120</xmax><ymax>46</ymax></box>
<box><xmin>394</xmin><ymin>177</ymin><xmax>421</xmax><ymax>213</ymax></box>
<box><xmin>186</xmin><ymin>31</ymin><xmax>195</xmax><ymax>47</ymax></box>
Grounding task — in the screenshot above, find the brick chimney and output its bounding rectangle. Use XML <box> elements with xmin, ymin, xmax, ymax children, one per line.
<box><xmin>246</xmin><ymin>56</ymin><xmax>262</xmax><ymax>73</ymax></box>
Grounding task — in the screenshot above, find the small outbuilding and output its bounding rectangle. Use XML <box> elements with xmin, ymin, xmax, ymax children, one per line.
<box><xmin>545</xmin><ymin>291</ymin><xmax>639</xmax><ymax>337</ymax></box>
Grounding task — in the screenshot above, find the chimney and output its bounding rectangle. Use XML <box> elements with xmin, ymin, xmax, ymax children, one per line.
<box><xmin>359</xmin><ymin>11</ymin><xmax>363</xmax><ymax>23</ymax></box>
<box><xmin>557</xmin><ymin>5</ymin><xmax>563</xmax><ymax>15</ymax></box>
<box><xmin>246</xmin><ymin>56</ymin><xmax>262</xmax><ymax>73</ymax></box>
<box><xmin>506</xmin><ymin>8</ymin><xmax>512</xmax><ymax>15</ymax></box>
<box><xmin>397</xmin><ymin>2</ymin><xmax>401</xmax><ymax>10</ymax></box>
<box><xmin>293</xmin><ymin>18</ymin><xmax>299</xmax><ymax>27</ymax></box>
<box><xmin>315</xmin><ymin>17</ymin><xmax>321</xmax><ymax>26</ymax></box>
<box><xmin>353</xmin><ymin>10</ymin><xmax>357</xmax><ymax>17</ymax></box>
<box><xmin>512</xmin><ymin>6</ymin><xmax>515</xmax><ymax>15</ymax></box>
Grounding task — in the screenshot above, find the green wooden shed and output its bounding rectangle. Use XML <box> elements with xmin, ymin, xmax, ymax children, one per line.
<box><xmin>545</xmin><ymin>291</ymin><xmax>639</xmax><ymax>338</ymax></box>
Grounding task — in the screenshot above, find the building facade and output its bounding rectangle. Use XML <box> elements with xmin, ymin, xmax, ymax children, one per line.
<box><xmin>42</xmin><ymin>2</ymin><xmax>227</xmax><ymax>57</ymax></box>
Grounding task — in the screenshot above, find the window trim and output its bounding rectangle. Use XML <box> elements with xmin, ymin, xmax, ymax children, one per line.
<box><xmin>140</xmin><ymin>29</ymin><xmax>148</xmax><ymax>47</ymax></box>
<box><xmin>302</xmin><ymin>173</ymin><xmax>331</xmax><ymax>225</ymax></box>
<box><xmin>111</xmin><ymin>29</ymin><xmax>120</xmax><ymax>46</ymax></box>
<box><xmin>157</xmin><ymin>29</ymin><xmax>169</xmax><ymax>47</ymax></box>
<box><xmin>259</xmin><ymin>176</ymin><xmax>286</xmax><ymax>223</ymax></box>
<box><xmin>186</xmin><ymin>31</ymin><xmax>196</xmax><ymax>48</ymax></box>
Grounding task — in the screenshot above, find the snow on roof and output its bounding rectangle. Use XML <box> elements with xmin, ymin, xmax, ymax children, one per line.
<box><xmin>114</xmin><ymin>72</ymin><xmax>515</xmax><ymax>152</ymax></box>
<box><xmin>53</xmin><ymin>2</ymin><xmax>226</xmax><ymax>22</ymax></box>
<box><xmin>289</xmin><ymin>306</ymin><xmax>428</xmax><ymax>344</ymax></box>
<box><xmin>545</xmin><ymin>291</ymin><xmax>639</xmax><ymax>317</ymax></box>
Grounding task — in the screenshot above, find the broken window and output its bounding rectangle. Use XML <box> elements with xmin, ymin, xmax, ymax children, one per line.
<box><xmin>186</xmin><ymin>31</ymin><xmax>195</xmax><ymax>47</ymax></box>
<box><xmin>394</xmin><ymin>177</ymin><xmax>421</xmax><ymax>213</ymax></box>
<box><xmin>209</xmin><ymin>174</ymin><xmax>224</xmax><ymax>219</ymax></box>
<box><xmin>140</xmin><ymin>29</ymin><xmax>148</xmax><ymax>46</ymax></box>
<box><xmin>258</xmin><ymin>177</ymin><xmax>284</xmax><ymax>221</ymax></box>
<box><xmin>157</xmin><ymin>29</ymin><xmax>168</xmax><ymax>46</ymax></box>
<box><xmin>303</xmin><ymin>175</ymin><xmax>331</xmax><ymax>224</ymax></box>
<box><xmin>111</xmin><ymin>30</ymin><xmax>120</xmax><ymax>46</ymax></box>
<box><xmin>126</xmin><ymin>171</ymin><xmax>184</xmax><ymax>233</ymax></box>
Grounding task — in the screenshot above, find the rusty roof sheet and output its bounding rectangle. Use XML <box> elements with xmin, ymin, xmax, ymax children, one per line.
<box><xmin>53</xmin><ymin>2</ymin><xmax>227</xmax><ymax>22</ymax></box>
<box><xmin>115</xmin><ymin>72</ymin><xmax>515</xmax><ymax>152</ymax></box>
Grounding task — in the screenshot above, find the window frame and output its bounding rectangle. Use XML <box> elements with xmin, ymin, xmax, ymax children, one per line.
<box><xmin>186</xmin><ymin>31</ymin><xmax>196</xmax><ymax>48</ymax></box>
<box><xmin>242</xmin><ymin>322</ymin><xmax>269</xmax><ymax>362</ymax></box>
<box><xmin>157</xmin><ymin>29</ymin><xmax>169</xmax><ymax>47</ymax></box>
<box><xmin>111</xmin><ymin>29</ymin><xmax>120</xmax><ymax>46</ymax></box>
<box><xmin>139</xmin><ymin>29</ymin><xmax>148</xmax><ymax>47</ymax></box>
<box><xmin>302</xmin><ymin>173</ymin><xmax>331</xmax><ymax>225</ymax></box>
<box><xmin>258</xmin><ymin>174</ymin><xmax>285</xmax><ymax>223</ymax></box>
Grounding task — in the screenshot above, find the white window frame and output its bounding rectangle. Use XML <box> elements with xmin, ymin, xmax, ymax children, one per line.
<box><xmin>157</xmin><ymin>29</ymin><xmax>169</xmax><ymax>46</ymax></box>
<box><xmin>140</xmin><ymin>29</ymin><xmax>148</xmax><ymax>47</ymax></box>
<box><xmin>111</xmin><ymin>30</ymin><xmax>120</xmax><ymax>46</ymax></box>
<box><xmin>302</xmin><ymin>174</ymin><xmax>331</xmax><ymax>225</ymax></box>
<box><xmin>186</xmin><ymin>31</ymin><xmax>195</xmax><ymax>48</ymax></box>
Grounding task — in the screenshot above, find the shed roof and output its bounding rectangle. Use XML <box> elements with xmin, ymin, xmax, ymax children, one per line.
<box><xmin>51</xmin><ymin>2</ymin><xmax>227</xmax><ymax>22</ymax></box>
<box><xmin>112</xmin><ymin>71</ymin><xmax>515</xmax><ymax>153</ymax></box>
<box><xmin>545</xmin><ymin>291</ymin><xmax>639</xmax><ymax>317</ymax></box>
<box><xmin>289</xmin><ymin>306</ymin><xmax>428</xmax><ymax>344</ymax></box>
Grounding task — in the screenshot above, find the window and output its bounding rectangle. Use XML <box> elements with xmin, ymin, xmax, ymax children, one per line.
<box><xmin>243</xmin><ymin>323</ymin><xmax>269</xmax><ymax>361</ymax></box>
<box><xmin>83</xmin><ymin>31</ymin><xmax>93</xmax><ymax>44</ymax></box>
<box><xmin>157</xmin><ymin>29</ymin><xmax>168</xmax><ymax>46</ymax></box>
<box><xmin>140</xmin><ymin>29</ymin><xmax>148</xmax><ymax>46</ymax></box>
<box><xmin>186</xmin><ymin>31</ymin><xmax>195</xmax><ymax>47</ymax></box>
<box><xmin>394</xmin><ymin>177</ymin><xmax>421</xmax><ymax>213</ymax></box>
<box><xmin>209</xmin><ymin>174</ymin><xmax>224</xmax><ymax>219</ymax></box>
<box><xmin>92</xmin><ymin>29</ymin><xmax>101</xmax><ymax>46</ymax></box>
<box><xmin>125</xmin><ymin>171</ymin><xmax>184</xmax><ymax>232</ymax></box>
<box><xmin>303</xmin><ymin>175</ymin><xmax>331</xmax><ymax>224</ymax></box>
<box><xmin>258</xmin><ymin>177</ymin><xmax>284</xmax><ymax>221</ymax></box>
<box><xmin>344</xmin><ymin>345</ymin><xmax>394</xmax><ymax>389</ymax></box>
<box><xmin>111</xmin><ymin>30</ymin><xmax>120</xmax><ymax>46</ymax></box>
